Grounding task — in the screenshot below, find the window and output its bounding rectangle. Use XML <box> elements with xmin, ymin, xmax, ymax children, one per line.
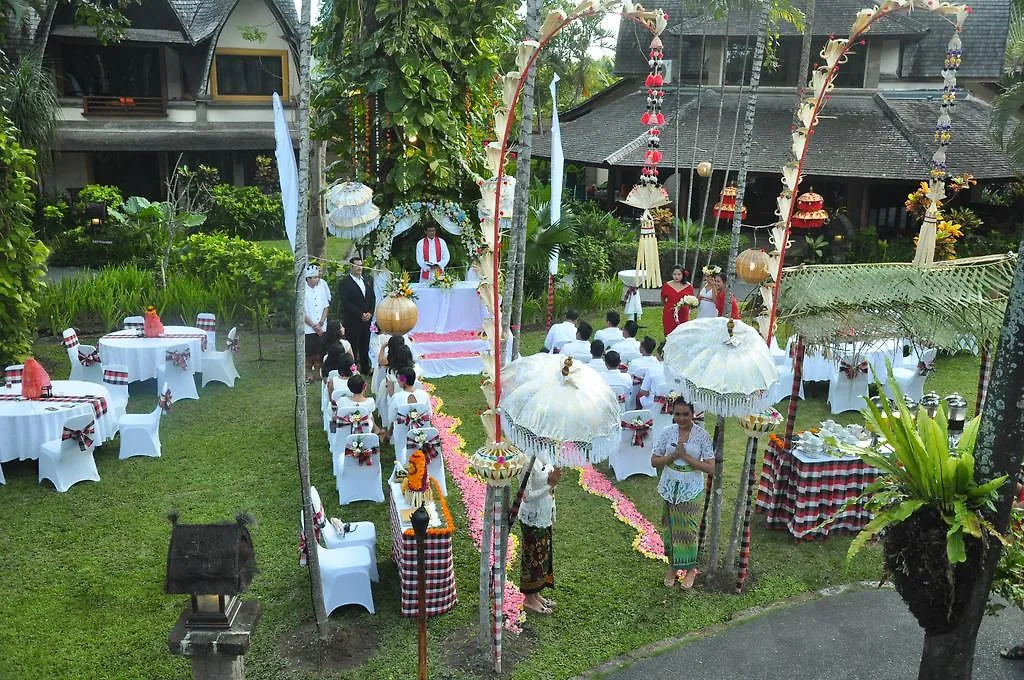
<box><xmin>724</xmin><ymin>38</ymin><xmax>798</xmax><ymax>86</ymax></box>
<box><xmin>212</xmin><ymin>49</ymin><xmax>288</xmax><ymax>99</ymax></box>
<box><xmin>810</xmin><ymin>40</ymin><xmax>867</xmax><ymax>88</ymax></box>
<box><xmin>59</xmin><ymin>44</ymin><xmax>162</xmax><ymax>97</ymax></box>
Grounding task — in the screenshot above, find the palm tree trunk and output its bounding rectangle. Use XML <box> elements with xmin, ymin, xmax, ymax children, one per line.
<box><xmin>916</xmin><ymin>238</ymin><xmax>1024</xmax><ymax>677</ymax></box>
<box><xmin>294</xmin><ymin>0</ymin><xmax>329</xmax><ymax>637</ymax></box>
<box><xmin>308</xmin><ymin>140</ymin><xmax>327</xmax><ymax>259</ymax></box>
<box><xmin>508</xmin><ymin>0</ymin><xmax>542</xmax><ymax>360</ymax></box>
<box><xmin>31</xmin><ymin>0</ymin><xmax>58</xmax><ymax>63</ymax></box>
<box><xmin>708</xmin><ymin>0</ymin><xmax>772</xmax><ymax>578</ymax></box>
<box><xmin>797</xmin><ymin>0</ymin><xmax>815</xmax><ymax>99</ymax></box>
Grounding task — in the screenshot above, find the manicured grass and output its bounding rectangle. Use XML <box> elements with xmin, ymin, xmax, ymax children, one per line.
<box><xmin>260</xmin><ymin>238</ymin><xmax>352</xmax><ymax>263</ymax></box>
<box><xmin>0</xmin><ymin>327</ymin><xmax>982</xmax><ymax>679</ymax></box>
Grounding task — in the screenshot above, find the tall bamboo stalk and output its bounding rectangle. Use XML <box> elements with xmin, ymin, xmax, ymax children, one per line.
<box><xmin>294</xmin><ymin>0</ymin><xmax>328</xmax><ymax>636</ymax></box>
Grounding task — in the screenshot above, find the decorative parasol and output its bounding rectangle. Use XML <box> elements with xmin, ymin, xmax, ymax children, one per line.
<box><xmin>791</xmin><ymin>189</ymin><xmax>828</xmax><ymax>229</ymax></box>
<box><xmin>663</xmin><ymin>317</ymin><xmax>779</xmax><ymax>417</ymax></box>
<box><xmin>325</xmin><ymin>181</ymin><xmax>380</xmax><ymax>238</ymax></box>
<box><xmin>712</xmin><ymin>185</ymin><xmax>747</xmax><ymax>221</ymax></box>
<box><xmin>501</xmin><ymin>354</ymin><xmax>621</xmax><ymax>467</ymax></box>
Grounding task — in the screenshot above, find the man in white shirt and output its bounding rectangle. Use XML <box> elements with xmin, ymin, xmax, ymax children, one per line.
<box><xmin>302</xmin><ymin>264</ymin><xmax>332</xmax><ymax>383</ymax></box>
<box><xmin>594</xmin><ymin>310</ymin><xmax>625</xmax><ymax>347</ymax></box>
<box><xmin>610</xmin><ymin>320</ymin><xmax>640</xmax><ymax>357</ymax></box>
<box><xmin>598</xmin><ymin>350</ymin><xmax>632</xmax><ymax>391</ymax></box>
<box><xmin>415</xmin><ymin>224</ymin><xmax>451</xmax><ymax>282</ymax></box>
<box><xmin>636</xmin><ymin>341</ymin><xmax>666</xmax><ymax>410</ymax></box>
<box><xmin>628</xmin><ymin>337</ymin><xmax>660</xmax><ymax>375</ymax></box>
<box><xmin>559</xmin><ymin>321</ymin><xmax>593</xmax><ymax>358</ymax></box>
<box><xmin>544</xmin><ymin>309</ymin><xmax>579</xmax><ymax>352</ymax></box>
<box><xmin>590</xmin><ymin>339</ymin><xmax>605</xmax><ymax>362</ymax></box>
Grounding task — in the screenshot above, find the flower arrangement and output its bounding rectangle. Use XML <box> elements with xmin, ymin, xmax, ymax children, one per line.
<box><xmin>672</xmin><ymin>295</ymin><xmax>699</xmax><ymax>323</ymax></box>
<box><xmin>367</xmin><ymin>201</ymin><xmax>481</xmax><ymax>267</ymax></box>
<box><xmin>383</xmin><ymin>271</ymin><xmax>417</xmax><ymax>300</ymax></box>
<box><xmin>429</xmin><ymin>269</ymin><xmax>455</xmax><ymax>289</ymax></box>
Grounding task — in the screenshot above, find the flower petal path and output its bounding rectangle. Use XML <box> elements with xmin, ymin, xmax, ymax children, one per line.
<box><xmin>424</xmin><ymin>382</ymin><xmax>526</xmax><ymax>631</ymax></box>
<box><xmin>577</xmin><ymin>464</ymin><xmax>668</xmax><ymax>563</ymax></box>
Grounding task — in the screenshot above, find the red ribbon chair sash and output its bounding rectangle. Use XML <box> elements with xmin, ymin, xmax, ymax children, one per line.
<box><xmin>622</xmin><ymin>419</ymin><xmax>654</xmax><ymax>447</ymax></box>
<box><xmin>839</xmin><ymin>360</ymin><xmax>868</xmax><ymax>380</ymax></box>
<box><xmin>344</xmin><ymin>445</ymin><xmax>379</xmax><ymax>466</ymax></box>
<box><xmin>165</xmin><ymin>349</ymin><xmax>191</xmax><ymax>371</ymax></box>
<box><xmin>332</xmin><ymin>413</ymin><xmax>371</xmax><ymax>434</ymax></box>
<box><xmin>917</xmin><ymin>360</ymin><xmax>935</xmax><ymax>376</ymax></box>
<box><xmin>61</xmin><ymin>421</ymin><xmax>96</xmax><ymax>451</ymax></box>
<box><xmin>78</xmin><ymin>349</ymin><xmax>101</xmax><ymax>366</ymax></box>
<box><xmin>158</xmin><ymin>389</ymin><xmax>172</xmax><ymax>414</ymax></box>
<box><xmin>407</xmin><ymin>434</ymin><xmax>442</xmax><ymax>461</ymax></box>
<box><xmin>396</xmin><ymin>411</ymin><xmax>429</xmax><ymax>428</ymax></box>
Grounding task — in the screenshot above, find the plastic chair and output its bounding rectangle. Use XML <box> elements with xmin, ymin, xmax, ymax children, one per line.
<box><xmin>123</xmin><ymin>316</ymin><xmax>144</xmax><ymax>331</ymax></box>
<box><xmin>155</xmin><ymin>344</ymin><xmax>199</xmax><ymax>403</ymax></box>
<box><xmin>101</xmin><ymin>363</ymin><xmax>130</xmax><ymax>421</ymax></box>
<box><xmin>38</xmin><ymin>413</ymin><xmax>100</xmax><ymax>492</ymax></box>
<box><xmin>201</xmin><ymin>327</ymin><xmax>240</xmax><ymax>388</ymax></box>
<box><xmin>337</xmin><ymin>433</ymin><xmax>384</xmax><ymax>505</ymax></box>
<box><xmin>61</xmin><ymin>328</ymin><xmax>103</xmax><ymax>384</ymax></box>
<box><xmin>405</xmin><ymin>426</ymin><xmax>447</xmax><ymax>496</ymax></box>
<box><xmin>392</xmin><ymin>402</ymin><xmax>432</xmax><ymax>465</ymax></box>
<box><xmin>827</xmin><ymin>358</ymin><xmax>870</xmax><ymax>414</ymax></box>
<box><xmin>608</xmin><ymin>409</ymin><xmax>657</xmax><ymax>481</ymax></box>
<box><xmin>195</xmin><ymin>312</ymin><xmax>217</xmax><ymax>353</ymax></box>
<box><xmin>886</xmin><ymin>347</ymin><xmax>937</xmax><ymax>402</ymax></box>
<box><xmin>118</xmin><ymin>384</ymin><xmax>170</xmax><ymax>459</ymax></box>
<box><xmin>310</xmin><ymin>485</ymin><xmax>378</xmax><ymax>580</ymax></box>
<box><xmin>298</xmin><ymin>506</ymin><xmax>375</xmax><ymax>614</ymax></box>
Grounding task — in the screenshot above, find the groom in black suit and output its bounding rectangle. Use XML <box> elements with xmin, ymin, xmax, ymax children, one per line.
<box><xmin>337</xmin><ymin>256</ymin><xmax>375</xmax><ymax>374</ymax></box>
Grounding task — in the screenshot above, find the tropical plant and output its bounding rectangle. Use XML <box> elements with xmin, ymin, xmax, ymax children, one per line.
<box><xmin>0</xmin><ymin>57</ymin><xmax>59</xmax><ymax>170</ymax></box>
<box><xmin>989</xmin><ymin>509</ymin><xmax>1024</xmax><ymax>616</ymax></box>
<box><xmin>522</xmin><ymin>185</ymin><xmax>577</xmax><ymax>296</ymax></box>
<box><xmin>803</xmin><ymin>234</ymin><xmax>828</xmax><ymax>263</ymax></box>
<box><xmin>206</xmin><ymin>184</ymin><xmax>284</xmax><ymax>239</ymax></box>
<box><xmin>0</xmin><ymin>114</ymin><xmax>48</xmax><ymax>367</ymax></box>
<box><xmin>108</xmin><ymin>195</ymin><xmax>206</xmax><ymax>288</ymax></box>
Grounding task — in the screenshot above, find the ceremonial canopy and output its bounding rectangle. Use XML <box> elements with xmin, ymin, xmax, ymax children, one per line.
<box><xmin>774</xmin><ymin>253</ymin><xmax>1018</xmax><ymax>350</ymax></box>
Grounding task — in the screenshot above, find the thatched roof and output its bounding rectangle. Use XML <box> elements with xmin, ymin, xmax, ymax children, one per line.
<box><xmin>775</xmin><ymin>253</ymin><xmax>1018</xmax><ymax>350</ymax></box>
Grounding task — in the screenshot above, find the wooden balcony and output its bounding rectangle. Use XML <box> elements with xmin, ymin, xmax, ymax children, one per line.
<box><xmin>82</xmin><ymin>95</ymin><xmax>168</xmax><ymax>117</ymax></box>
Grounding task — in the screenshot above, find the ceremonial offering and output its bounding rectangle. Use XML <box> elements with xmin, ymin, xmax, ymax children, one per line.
<box><xmin>21</xmin><ymin>358</ymin><xmax>51</xmax><ymax>399</ymax></box>
<box><xmin>469</xmin><ymin>441</ymin><xmax>526</xmax><ymax>486</ymax></box>
<box><xmin>400</xmin><ymin>449</ymin><xmax>433</xmax><ymax>509</ymax></box>
<box><xmin>143</xmin><ymin>305</ymin><xmax>165</xmax><ymax>338</ymax></box>
<box><xmin>739</xmin><ymin>407</ymin><xmax>783</xmax><ymax>433</ymax></box>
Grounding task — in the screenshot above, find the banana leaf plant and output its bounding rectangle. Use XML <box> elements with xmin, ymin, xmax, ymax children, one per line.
<box><xmin>838</xmin><ymin>372</ymin><xmax>1008</xmax><ymax>566</ymax></box>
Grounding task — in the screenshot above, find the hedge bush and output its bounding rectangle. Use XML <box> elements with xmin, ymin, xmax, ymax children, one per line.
<box><xmin>0</xmin><ymin>115</ymin><xmax>48</xmax><ymax>366</ymax></box>
<box><xmin>205</xmin><ymin>185</ymin><xmax>284</xmax><ymax>240</ymax></box>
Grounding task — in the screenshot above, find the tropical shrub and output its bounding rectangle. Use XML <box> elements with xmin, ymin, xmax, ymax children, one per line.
<box><xmin>0</xmin><ymin>115</ymin><xmax>48</xmax><ymax>366</ymax></box>
<box><xmin>74</xmin><ymin>183</ymin><xmax>123</xmax><ymax>216</ymax></box>
<box><xmin>205</xmin><ymin>184</ymin><xmax>284</xmax><ymax>240</ymax></box>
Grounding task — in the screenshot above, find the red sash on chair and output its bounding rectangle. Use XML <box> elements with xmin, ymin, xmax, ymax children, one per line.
<box><xmin>622</xmin><ymin>418</ymin><xmax>654</xmax><ymax>447</ymax></box>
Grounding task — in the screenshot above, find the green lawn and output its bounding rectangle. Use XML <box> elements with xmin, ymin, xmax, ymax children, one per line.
<box><xmin>260</xmin><ymin>238</ymin><xmax>352</xmax><ymax>263</ymax></box>
<box><xmin>0</xmin><ymin>327</ymin><xmax>982</xmax><ymax>679</ymax></box>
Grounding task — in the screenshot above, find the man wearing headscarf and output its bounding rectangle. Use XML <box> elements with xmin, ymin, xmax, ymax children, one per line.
<box><xmin>303</xmin><ymin>264</ymin><xmax>331</xmax><ymax>384</ymax></box>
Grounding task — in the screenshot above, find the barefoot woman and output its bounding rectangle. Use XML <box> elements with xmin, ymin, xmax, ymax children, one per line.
<box><xmin>651</xmin><ymin>399</ymin><xmax>715</xmax><ymax>589</ymax></box>
<box><xmin>519</xmin><ymin>458</ymin><xmax>562</xmax><ymax>614</ymax></box>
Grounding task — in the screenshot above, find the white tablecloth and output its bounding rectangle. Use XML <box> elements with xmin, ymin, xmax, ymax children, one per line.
<box><xmin>99</xmin><ymin>325</ymin><xmax>205</xmax><ymax>382</ymax></box>
<box><xmin>789</xmin><ymin>338</ymin><xmax>903</xmax><ymax>382</ymax></box>
<box><xmin>0</xmin><ymin>381</ymin><xmax>117</xmax><ymax>462</ymax></box>
<box><xmin>409</xmin><ymin>282</ymin><xmax>487</xmax><ymax>335</ymax></box>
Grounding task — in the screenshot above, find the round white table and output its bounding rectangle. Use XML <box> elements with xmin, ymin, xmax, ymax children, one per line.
<box><xmin>99</xmin><ymin>325</ymin><xmax>205</xmax><ymax>382</ymax></box>
<box><xmin>0</xmin><ymin>380</ymin><xmax>117</xmax><ymax>462</ymax></box>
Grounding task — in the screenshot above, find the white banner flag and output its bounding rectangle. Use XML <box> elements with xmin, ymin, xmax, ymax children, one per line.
<box><xmin>273</xmin><ymin>92</ymin><xmax>298</xmax><ymax>252</ymax></box>
<box><xmin>548</xmin><ymin>73</ymin><xmax>563</xmax><ymax>276</ymax></box>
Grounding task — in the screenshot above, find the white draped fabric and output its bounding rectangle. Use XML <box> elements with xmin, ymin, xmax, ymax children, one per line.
<box><xmin>0</xmin><ymin>381</ymin><xmax>117</xmax><ymax>462</ymax></box>
<box><xmin>409</xmin><ymin>282</ymin><xmax>487</xmax><ymax>335</ymax></box>
<box><xmin>787</xmin><ymin>337</ymin><xmax>903</xmax><ymax>382</ymax></box>
<box><xmin>99</xmin><ymin>325</ymin><xmax>206</xmax><ymax>382</ymax></box>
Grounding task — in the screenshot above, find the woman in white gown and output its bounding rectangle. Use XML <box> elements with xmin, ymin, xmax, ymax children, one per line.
<box><xmin>696</xmin><ymin>266</ymin><xmax>720</xmax><ymax>319</ymax></box>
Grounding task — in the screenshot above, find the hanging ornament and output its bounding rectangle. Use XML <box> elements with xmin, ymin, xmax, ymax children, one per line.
<box><xmin>696</xmin><ymin>161</ymin><xmax>712</xmax><ymax>177</ymax></box>
<box><xmin>736</xmin><ymin>248</ymin><xmax>771</xmax><ymax>284</ymax></box>
<box><xmin>791</xmin><ymin>189</ymin><xmax>829</xmax><ymax>229</ymax></box>
<box><xmin>713</xmin><ymin>185</ymin><xmax>747</xmax><ymax>221</ymax></box>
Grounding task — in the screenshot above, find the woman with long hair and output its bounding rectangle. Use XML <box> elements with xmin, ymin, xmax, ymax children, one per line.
<box><xmin>660</xmin><ymin>265</ymin><xmax>694</xmax><ymax>336</ymax></box>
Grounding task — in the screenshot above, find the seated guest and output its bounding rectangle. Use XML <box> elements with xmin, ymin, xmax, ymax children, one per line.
<box><xmin>390</xmin><ymin>366</ymin><xmax>430</xmax><ymax>422</ymax></box>
<box><xmin>323</xmin><ymin>348</ymin><xmax>357</xmax><ymax>382</ymax></box>
<box><xmin>594</xmin><ymin>310</ymin><xmax>625</xmax><ymax>346</ymax></box>
<box><xmin>610</xmin><ymin>320</ymin><xmax>640</xmax><ymax>356</ymax></box>
<box><xmin>321</xmin><ymin>321</ymin><xmax>354</xmax><ymax>378</ymax></box>
<box><xmin>637</xmin><ymin>342</ymin><xmax>667</xmax><ymax>411</ymax></box>
<box><xmin>628</xmin><ymin>337</ymin><xmax>660</xmax><ymax>374</ymax></box>
<box><xmin>544</xmin><ymin>309</ymin><xmax>579</xmax><ymax>352</ymax></box>
<box><xmin>559</xmin><ymin>321</ymin><xmax>593</xmax><ymax>358</ymax></box>
<box><xmin>599</xmin><ymin>350</ymin><xmax>632</xmax><ymax>391</ymax></box>
<box><xmin>590</xmin><ymin>339</ymin><xmax>605</xmax><ymax>362</ymax></box>
<box><xmin>337</xmin><ymin>374</ymin><xmax>382</xmax><ymax>436</ymax></box>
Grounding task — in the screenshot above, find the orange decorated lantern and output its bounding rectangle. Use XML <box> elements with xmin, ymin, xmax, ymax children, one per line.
<box><xmin>791</xmin><ymin>189</ymin><xmax>829</xmax><ymax>229</ymax></box>
<box><xmin>713</xmin><ymin>185</ymin><xmax>747</xmax><ymax>221</ymax></box>
<box><xmin>736</xmin><ymin>248</ymin><xmax>771</xmax><ymax>284</ymax></box>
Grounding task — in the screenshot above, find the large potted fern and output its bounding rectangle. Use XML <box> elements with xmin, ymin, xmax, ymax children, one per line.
<box><xmin>842</xmin><ymin>376</ymin><xmax>1007</xmax><ymax>634</ymax></box>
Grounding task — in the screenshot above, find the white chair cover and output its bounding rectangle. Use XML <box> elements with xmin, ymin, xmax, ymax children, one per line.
<box><xmin>405</xmin><ymin>426</ymin><xmax>446</xmax><ymax>496</ymax></box>
<box><xmin>337</xmin><ymin>433</ymin><xmax>384</xmax><ymax>505</ymax></box>
<box><xmin>155</xmin><ymin>343</ymin><xmax>199</xmax><ymax>403</ymax></box>
<box><xmin>317</xmin><ymin>544</ymin><xmax>375</xmax><ymax>614</ymax></box>
<box><xmin>118</xmin><ymin>400</ymin><xmax>164</xmax><ymax>460</ymax></box>
<box><xmin>609</xmin><ymin>409</ymin><xmax>657</xmax><ymax>481</ymax></box>
<box><xmin>201</xmin><ymin>327</ymin><xmax>240</xmax><ymax>388</ymax></box>
<box><xmin>62</xmin><ymin>328</ymin><xmax>103</xmax><ymax>384</ymax></box>
<box><xmin>610</xmin><ymin>384</ymin><xmax>629</xmax><ymax>414</ymax></box>
<box><xmin>101</xmin><ymin>363</ymin><xmax>130</xmax><ymax>421</ymax></box>
<box><xmin>321</xmin><ymin>371</ymin><xmax>341</xmax><ymax>432</ymax></box>
<box><xmin>329</xmin><ymin>404</ymin><xmax>374</xmax><ymax>471</ymax></box>
<box><xmin>392</xmin><ymin>401</ymin><xmax>432</xmax><ymax>464</ymax></box>
<box><xmin>311</xmin><ymin>485</ymin><xmax>378</xmax><ymax>580</ymax></box>
<box><xmin>827</xmin><ymin>357</ymin><xmax>870</xmax><ymax>414</ymax></box>
<box><xmin>38</xmin><ymin>412</ymin><xmax>100</xmax><ymax>492</ymax></box>
<box><xmin>617</xmin><ymin>347</ymin><xmax>641</xmax><ymax>365</ymax></box>
<box><xmin>195</xmin><ymin>312</ymin><xmax>217</xmax><ymax>352</ymax></box>
<box><xmin>628</xmin><ymin>367</ymin><xmax>649</xmax><ymax>412</ymax></box>
<box><xmin>649</xmin><ymin>379</ymin><xmax>675</xmax><ymax>432</ymax></box>
<box><xmin>123</xmin><ymin>316</ymin><xmax>144</xmax><ymax>330</ymax></box>
<box><xmin>567</xmin><ymin>351</ymin><xmax>591</xmax><ymax>364</ymax></box>
<box><xmin>886</xmin><ymin>347</ymin><xmax>937</xmax><ymax>402</ymax></box>
<box><xmin>552</xmin><ymin>338</ymin><xmax>571</xmax><ymax>354</ymax></box>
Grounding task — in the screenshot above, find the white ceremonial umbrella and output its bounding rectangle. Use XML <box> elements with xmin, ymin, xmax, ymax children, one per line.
<box><xmin>663</xmin><ymin>317</ymin><xmax>779</xmax><ymax>417</ymax></box>
<box><xmin>325</xmin><ymin>181</ymin><xmax>380</xmax><ymax>238</ymax></box>
<box><xmin>501</xmin><ymin>353</ymin><xmax>621</xmax><ymax>466</ymax></box>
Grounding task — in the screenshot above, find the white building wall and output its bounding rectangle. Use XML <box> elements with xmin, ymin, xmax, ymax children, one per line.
<box><xmin>51</xmin><ymin>152</ymin><xmax>90</xmax><ymax>193</ymax></box>
<box><xmin>214</xmin><ymin>0</ymin><xmax>299</xmax><ymax>96</ymax></box>
<box><xmin>879</xmin><ymin>40</ymin><xmax>900</xmax><ymax>77</ymax></box>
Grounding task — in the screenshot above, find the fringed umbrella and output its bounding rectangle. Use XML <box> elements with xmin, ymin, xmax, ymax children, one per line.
<box><xmin>663</xmin><ymin>317</ymin><xmax>778</xmax><ymax>417</ymax></box>
<box><xmin>325</xmin><ymin>181</ymin><xmax>380</xmax><ymax>239</ymax></box>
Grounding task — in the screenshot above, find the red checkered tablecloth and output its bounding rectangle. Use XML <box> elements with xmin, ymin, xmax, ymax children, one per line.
<box><xmin>755</xmin><ymin>441</ymin><xmax>879</xmax><ymax>540</ymax></box>
<box><xmin>388</xmin><ymin>480</ymin><xmax>457</xmax><ymax>617</ymax></box>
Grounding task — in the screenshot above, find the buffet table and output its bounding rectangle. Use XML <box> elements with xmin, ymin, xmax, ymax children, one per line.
<box><xmin>387</xmin><ymin>477</ymin><xmax>457</xmax><ymax>617</ymax></box>
<box><xmin>409</xmin><ymin>282</ymin><xmax>486</xmax><ymax>335</ymax></box>
<box><xmin>755</xmin><ymin>440</ymin><xmax>879</xmax><ymax>540</ymax></box>
<box><xmin>0</xmin><ymin>381</ymin><xmax>117</xmax><ymax>463</ymax></box>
